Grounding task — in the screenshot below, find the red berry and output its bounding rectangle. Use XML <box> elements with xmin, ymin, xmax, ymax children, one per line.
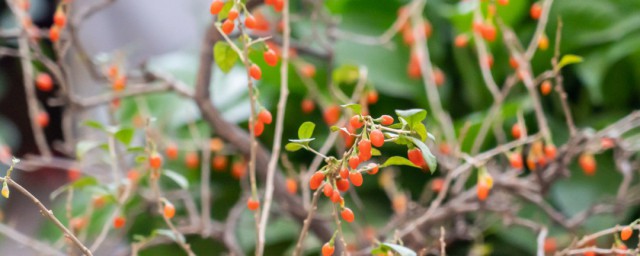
<box><xmin>485</xmin><ymin>55</ymin><xmax>494</xmax><ymax>68</ymax></box>
<box><xmin>247</xmin><ymin>198</ymin><xmax>260</xmax><ymax>211</ymax></box>
<box><xmin>286</xmin><ymin>178</ymin><xmax>297</xmax><ymax>194</ymax></box>
<box><xmin>258</xmin><ymin>109</ymin><xmax>272</xmax><ymax>124</ymax></box>
<box><xmin>509</xmin><ymin>153</ymin><xmax>523</xmax><ymax>169</ymax></box>
<box><xmin>434</xmin><ymin>68</ymin><xmax>445</xmax><ymax>86</ymax></box>
<box><xmin>164</xmin><ymin>203</ymin><xmax>176</xmax><ymax>219</ymax></box>
<box><xmin>323</xmin><ymin>183</ymin><xmax>333</xmax><ymax>197</ymax></box>
<box><xmin>263</xmin><ymin>49</ymin><xmax>278</xmax><ymax>66</ymax></box>
<box><xmin>477</xmin><ymin>182</ymin><xmax>490</xmax><ymax>201</ymax></box>
<box><xmin>253</xmin><ymin>120</ymin><xmax>264</xmax><ymax>137</ymax></box>
<box><xmin>149</xmin><ymin>153</ymin><xmax>163</xmax><ymax>170</ymax></box>
<box><xmin>249</xmin><ymin>64</ymin><xmax>262</xmax><ymax>80</ymax></box>
<box><xmin>454</xmin><ymin>34</ymin><xmax>468</xmax><ymax>48</ymax></box>
<box><xmin>367</xmin><ymin>163</ymin><xmax>379</xmax><ymax>175</ymax></box>
<box><xmin>341</xmin><ymin>208</ymin><xmax>355</xmax><ymax>223</ymax></box>
<box><xmin>621</xmin><ymin>226</ymin><xmax>633</xmax><ymax>241</ymax></box>
<box><xmin>579</xmin><ymin>153</ymin><xmax>596</xmax><ymax>176</ymax></box>
<box><xmin>358</xmin><ymin>139</ymin><xmax>371</xmax><ymax>157</ymax></box>
<box><xmin>273</xmin><ymin>0</ymin><xmax>284</xmax><ymax>12</ymax></box>
<box><xmin>330</xmin><ymin>190</ymin><xmax>341</xmax><ymax>203</ymax></box>
<box><xmin>540</xmin><ymin>80</ymin><xmax>552</xmax><ymax>96</ymax></box>
<box><xmin>431</xmin><ymin>178</ymin><xmax>444</xmax><ymax>192</ymax></box>
<box><xmin>350</xmin><ymin>115</ymin><xmax>363</xmax><ymax>129</ymax></box>
<box><xmin>231</xmin><ymin>161</ymin><xmax>246</xmax><ymax>179</ymax></box>
<box><xmin>185</xmin><ymin>151</ymin><xmax>199</xmax><ymax>169</ymax></box>
<box><xmin>301</xmin><ymin>64</ymin><xmax>316</xmax><ymax>78</ymax></box>
<box><xmin>336</xmin><ymin>179</ymin><xmax>349</xmax><ymax>192</ymax></box>
<box><xmin>509</xmin><ymin>56</ymin><xmax>519</xmax><ymax>69</ymax></box>
<box><xmin>407</xmin><ymin>148</ymin><xmax>425</xmax><ymax>167</ymax></box>
<box><xmin>367</xmin><ymin>90</ymin><xmax>378</xmax><ymax>104</ymax></box>
<box><xmin>227</xmin><ymin>9</ymin><xmax>239</xmax><ymax>20</ymax></box>
<box><xmin>165</xmin><ymin>143</ymin><xmax>179</xmax><ymax>160</ymax></box>
<box><xmin>323</xmin><ymin>105</ymin><xmax>341</xmax><ymax>125</ymax></box>
<box><xmin>339</xmin><ymin>167</ymin><xmax>349</xmax><ymax>179</ymax></box>
<box><xmin>127</xmin><ymin>169</ymin><xmax>139</xmax><ymax>183</ymax></box>
<box><xmin>212</xmin><ymin>155</ymin><xmax>228</xmax><ymax>171</ymax></box>
<box><xmin>210</xmin><ymin>0</ymin><xmax>224</xmax><ymax>15</ymax></box>
<box><xmin>370</xmin><ymin>130</ymin><xmax>384</xmax><ymax>147</ymax></box>
<box><xmin>301</xmin><ymin>98</ymin><xmax>315</xmax><ymax>114</ymax></box>
<box><xmin>348</xmin><ymin>156</ymin><xmax>360</xmax><ymax>169</ymax></box>
<box><xmin>309</xmin><ymin>172</ymin><xmax>325</xmax><ymax>190</ymax></box>
<box><xmin>113</xmin><ymin>216</ymin><xmax>126</xmax><ymax>229</ymax></box>
<box><xmin>49</xmin><ymin>25</ymin><xmax>60</xmax><ymax>42</ymax></box>
<box><xmin>37</xmin><ymin>111</ymin><xmax>49</xmax><ymax>127</ymax></box>
<box><xmin>498</xmin><ymin>0</ymin><xmax>509</xmax><ymax>5</ymax></box>
<box><xmin>322</xmin><ymin>242</ymin><xmax>335</xmax><ymax>256</ymax></box>
<box><xmin>67</xmin><ymin>168</ymin><xmax>81</xmax><ymax>181</ymax></box>
<box><xmin>543</xmin><ymin>237</ymin><xmax>556</xmax><ymax>253</ymax></box>
<box><xmin>544</xmin><ymin>144</ymin><xmax>556</xmax><ymax>159</ymax></box>
<box><xmin>349</xmin><ymin>171</ymin><xmax>363</xmax><ymax>187</ymax></box>
<box><xmin>245</xmin><ymin>15</ymin><xmax>257</xmax><ymax>29</ymax></box>
<box><xmin>222</xmin><ymin>19</ymin><xmax>235</xmax><ymax>35</ymax></box>
<box><xmin>36</xmin><ymin>73</ymin><xmax>53</xmax><ymax>92</ymax></box>
<box><xmin>481</xmin><ymin>23</ymin><xmax>496</xmax><ymax>42</ymax></box>
<box><xmin>380</xmin><ymin>115</ymin><xmax>394</xmax><ymax>126</ymax></box>
<box><xmin>530</xmin><ymin>3</ymin><xmax>542</xmax><ymax>20</ymax></box>
<box><xmin>511</xmin><ymin>123</ymin><xmax>522</xmax><ymax>139</ymax></box>
<box><xmin>53</xmin><ymin>9</ymin><xmax>66</xmax><ymax>27</ymax></box>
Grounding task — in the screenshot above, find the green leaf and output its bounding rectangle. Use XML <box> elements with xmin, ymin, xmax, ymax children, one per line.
<box><xmin>414</xmin><ymin>123</ymin><xmax>428</xmax><ymax>142</ymax></box>
<box><xmin>83</xmin><ymin>120</ymin><xmax>106</xmax><ymax>131</ymax></box>
<box><xmin>395</xmin><ymin>109</ymin><xmax>427</xmax><ymax>130</ymax></box>
<box><xmin>75</xmin><ymin>140</ymin><xmax>102</xmax><ymax>160</ymax></box>
<box><xmin>288</xmin><ymin>138</ymin><xmax>315</xmax><ymax>143</ymax></box>
<box><xmin>163</xmin><ymin>170</ymin><xmax>189</xmax><ymax>189</ymax></box>
<box><xmin>371</xmin><ymin>243</ymin><xmax>417</xmax><ymax>256</ymax></box>
<box><xmin>214</xmin><ymin>41</ymin><xmax>239</xmax><ymax>73</ymax></box>
<box><xmin>297</xmin><ymin>122</ymin><xmax>316</xmax><ymax>139</ymax></box>
<box><xmin>371</xmin><ymin>148</ymin><xmax>381</xmax><ymax>156</ymax></box>
<box><xmin>556</xmin><ymin>54</ymin><xmax>584</xmax><ymax>71</ymax></box>
<box><xmin>127</xmin><ymin>146</ymin><xmax>145</xmax><ymax>152</ymax></box>
<box><xmin>135</xmin><ymin>155</ymin><xmax>147</xmax><ymax>164</ymax></box>
<box><xmin>114</xmin><ymin>128</ymin><xmax>135</xmax><ymax>146</ymax></box>
<box><xmin>153</xmin><ymin>229</ymin><xmax>186</xmax><ymax>243</ymax></box>
<box><xmin>216</xmin><ymin>1</ymin><xmax>235</xmax><ymax>22</ymax></box>
<box><xmin>408</xmin><ymin>137</ymin><xmax>438</xmax><ymax>173</ymax></box>
<box><xmin>381</xmin><ymin>156</ymin><xmax>419</xmax><ymax>168</ymax></box>
<box><xmin>341</xmin><ymin>103</ymin><xmax>362</xmax><ymax>115</ymax></box>
<box><xmin>332</xmin><ymin>64</ymin><xmax>359</xmax><ymax>84</ymax></box>
<box><xmin>285</xmin><ymin>143</ymin><xmax>303</xmax><ymax>152</ymax></box>
<box><xmin>50</xmin><ymin>177</ymin><xmax>98</xmax><ymax>200</ymax></box>
<box><xmin>330</xmin><ymin>126</ymin><xmax>341</xmax><ymax>132</ymax></box>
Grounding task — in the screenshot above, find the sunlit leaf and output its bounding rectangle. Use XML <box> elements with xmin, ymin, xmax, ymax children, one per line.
<box><xmin>298</xmin><ymin>122</ymin><xmax>315</xmax><ymax>139</ymax></box>
<box><xmin>381</xmin><ymin>156</ymin><xmax>419</xmax><ymax>168</ymax></box>
<box><xmin>214</xmin><ymin>41</ymin><xmax>239</xmax><ymax>73</ymax></box>
<box><xmin>163</xmin><ymin>170</ymin><xmax>189</xmax><ymax>189</ymax></box>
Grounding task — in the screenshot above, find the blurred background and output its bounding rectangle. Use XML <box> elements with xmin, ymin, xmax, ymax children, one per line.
<box><xmin>0</xmin><ymin>0</ymin><xmax>639</xmax><ymax>255</ymax></box>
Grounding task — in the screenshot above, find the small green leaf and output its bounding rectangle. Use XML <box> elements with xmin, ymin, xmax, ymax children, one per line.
<box><xmin>135</xmin><ymin>155</ymin><xmax>147</xmax><ymax>164</ymax></box>
<box><xmin>76</xmin><ymin>140</ymin><xmax>102</xmax><ymax>160</ymax></box>
<box><xmin>214</xmin><ymin>41</ymin><xmax>239</xmax><ymax>73</ymax></box>
<box><xmin>114</xmin><ymin>128</ymin><xmax>135</xmax><ymax>146</ymax></box>
<box><xmin>341</xmin><ymin>103</ymin><xmax>362</xmax><ymax>115</ymax></box>
<box><xmin>408</xmin><ymin>137</ymin><xmax>438</xmax><ymax>173</ymax></box>
<box><xmin>216</xmin><ymin>1</ymin><xmax>235</xmax><ymax>21</ymax></box>
<box><xmin>133</xmin><ymin>234</ymin><xmax>147</xmax><ymax>242</ymax></box>
<box><xmin>83</xmin><ymin>120</ymin><xmax>106</xmax><ymax>131</ymax></box>
<box><xmin>288</xmin><ymin>138</ymin><xmax>315</xmax><ymax>143</ymax></box>
<box><xmin>285</xmin><ymin>143</ymin><xmax>303</xmax><ymax>152</ymax></box>
<box><xmin>127</xmin><ymin>146</ymin><xmax>145</xmax><ymax>152</ymax></box>
<box><xmin>381</xmin><ymin>156</ymin><xmax>419</xmax><ymax>168</ymax></box>
<box><xmin>298</xmin><ymin>122</ymin><xmax>316</xmax><ymax>139</ymax></box>
<box><xmin>153</xmin><ymin>229</ymin><xmax>186</xmax><ymax>243</ymax></box>
<box><xmin>557</xmin><ymin>54</ymin><xmax>583</xmax><ymax>71</ymax></box>
<box><xmin>414</xmin><ymin>123</ymin><xmax>428</xmax><ymax>141</ymax></box>
<box><xmin>163</xmin><ymin>170</ymin><xmax>189</xmax><ymax>189</ymax></box>
<box><xmin>332</xmin><ymin>64</ymin><xmax>359</xmax><ymax>84</ymax></box>
<box><xmin>330</xmin><ymin>126</ymin><xmax>341</xmax><ymax>132</ymax></box>
<box><xmin>396</xmin><ymin>109</ymin><xmax>427</xmax><ymax>130</ymax></box>
<box><xmin>371</xmin><ymin>148</ymin><xmax>381</xmax><ymax>156</ymax></box>
<box><xmin>380</xmin><ymin>242</ymin><xmax>417</xmax><ymax>256</ymax></box>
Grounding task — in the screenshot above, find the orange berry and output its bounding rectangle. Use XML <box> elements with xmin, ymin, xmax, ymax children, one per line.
<box><xmin>530</xmin><ymin>3</ymin><xmax>542</xmax><ymax>20</ymax></box>
<box><xmin>367</xmin><ymin>90</ymin><xmax>379</xmax><ymax>104</ymax></box>
<box><xmin>245</xmin><ymin>15</ymin><xmax>257</xmax><ymax>29</ymax></box>
<box><xmin>509</xmin><ymin>56</ymin><xmax>519</xmax><ymax>69</ymax></box>
<box><xmin>498</xmin><ymin>0</ymin><xmax>509</xmax><ymax>6</ymax></box>
<box><xmin>107</xmin><ymin>64</ymin><xmax>119</xmax><ymax>79</ymax></box>
<box><xmin>339</xmin><ymin>167</ymin><xmax>349</xmax><ymax>179</ymax></box>
<box><xmin>93</xmin><ymin>196</ymin><xmax>106</xmax><ymax>208</ymax></box>
<box><xmin>165</xmin><ymin>143</ymin><xmax>179</xmax><ymax>160</ymax></box>
<box><xmin>330</xmin><ymin>190</ymin><xmax>341</xmax><ymax>203</ymax></box>
<box><xmin>227</xmin><ymin>9</ymin><xmax>239</xmax><ymax>20</ymax></box>
<box><xmin>163</xmin><ymin>203</ymin><xmax>176</xmax><ymax>219</ymax></box>
<box><xmin>53</xmin><ymin>9</ymin><xmax>66</xmax><ymax>27</ymax></box>
<box><xmin>477</xmin><ymin>182</ymin><xmax>490</xmax><ymax>201</ymax></box>
<box><xmin>349</xmin><ymin>115</ymin><xmax>363</xmax><ymax>129</ymax></box>
<box><xmin>431</xmin><ymin>178</ymin><xmax>444</xmax><ymax>192</ymax></box>
<box><xmin>323</xmin><ymin>183</ymin><xmax>333</xmax><ymax>197</ymax></box>
<box><xmin>543</xmin><ymin>237</ymin><xmax>556</xmax><ymax>253</ymax></box>
<box><xmin>407</xmin><ymin>148</ymin><xmax>425</xmax><ymax>167</ymax></box>
<box><xmin>380</xmin><ymin>115</ymin><xmax>394</xmax><ymax>126</ymax></box>
<box><xmin>253</xmin><ymin>120</ymin><xmax>264</xmax><ymax>137</ymax></box>
<box><xmin>336</xmin><ymin>179</ymin><xmax>349</xmax><ymax>192</ymax></box>
<box><xmin>301</xmin><ymin>98</ymin><xmax>315</xmax><ymax>114</ymax></box>
<box><xmin>370</xmin><ymin>129</ymin><xmax>384</xmax><ymax>147</ymax></box>
<box><xmin>621</xmin><ymin>226</ymin><xmax>633</xmax><ymax>241</ymax></box>
<box><xmin>258</xmin><ymin>109</ymin><xmax>272</xmax><ymax>124</ymax></box>
<box><xmin>67</xmin><ymin>168</ymin><xmax>81</xmax><ymax>182</ymax></box>
<box><xmin>323</xmin><ymin>105</ymin><xmax>341</xmax><ymax>125</ymax></box>
<box><xmin>37</xmin><ymin>111</ymin><xmax>49</xmax><ymax>128</ymax></box>
<box><xmin>112</xmin><ymin>75</ymin><xmax>127</xmax><ymax>91</ymax></box>
<box><xmin>454</xmin><ymin>34</ymin><xmax>468</xmax><ymax>48</ymax></box>
<box><xmin>185</xmin><ymin>152</ymin><xmax>199</xmax><ymax>169</ymax></box>
<box><xmin>113</xmin><ymin>216</ymin><xmax>126</xmax><ymax>229</ymax></box>
<box><xmin>36</xmin><ymin>73</ymin><xmax>53</xmax><ymax>92</ymax></box>
<box><xmin>263</xmin><ymin>49</ymin><xmax>278</xmax><ymax>66</ymax></box>
<box><xmin>273</xmin><ymin>0</ymin><xmax>284</xmax><ymax>12</ymax></box>
<box><xmin>485</xmin><ymin>55</ymin><xmax>494</xmax><ymax>69</ymax></box>
<box><xmin>127</xmin><ymin>169</ymin><xmax>139</xmax><ymax>183</ymax></box>
<box><xmin>511</xmin><ymin>123</ymin><xmax>522</xmax><ymax>139</ymax></box>
<box><xmin>601</xmin><ymin>138</ymin><xmax>615</xmax><ymax>149</ymax></box>
<box><xmin>322</xmin><ymin>243</ymin><xmax>335</xmax><ymax>256</ymax></box>
<box><xmin>579</xmin><ymin>153</ymin><xmax>596</xmax><ymax>176</ymax></box>
<box><xmin>247</xmin><ymin>198</ymin><xmax>260</xmax><ymax>211</ymax></box>
<box><xmin>480</xmin><ymin>23</ymin><xmax>496</xmax><ymax>42</ymax></box>
<box><xmin>249</xmin><ymin>64</ymin><xmax>262</xmax><ymax>80</ymax></box>
<box><xmin>367</xmin><ymin>163</ymin><xmax>379</xmax><ymax>175</ymax></box>
<box><xmin>348</xmin><ymin>156</ymin><xmax>360</xmax><ymax>169</ymax></box>
<box><xmin>209</xmin><ymin>137</ymin><xmax>225</xmax><ymax>152</ymax></box>
<box><xmin>149</xmin><ymin>153</ymin><xmax>163</xmax><ymax>170</ymax></box>
<box><xmin>583</xmin><ymin>251</ymin><xmax>595</xmax><ymax>256</ymax></box>
<box><xmin>210</xmin><ymin>0</ymin><xmax>224</xmax><ymax>15</ymax></box>
<box><xmin>301</xmin><ymin>64</ymin><xmax>316</xmax><ymax>78</ymax></box>
<box><xmin>407</xmin><ymin>53</ymin><xmax>421</xmax><ymax>79</ymax></box>
<box><xmin>538</xmin><ymin>34</ymin><xmax>549</xmax><ymax>50</ymax></box>
<box><xmin>49</xmin><ymin>25</ymin><xmax>60</xmax><ymax>42</ymax></box>
<box><xmin>222</xmin><ymin>19</ymin><xmax>235</xmax><ymax>35</ymax></box>
<box><xmin>212</xmin><ymin>155</ymin><xmax>228</xmax><ymax>171</ymax></box>
<box><xmin>70</xmin><ymin>217</ymin><xmax>87</xmax><ymax>231</ymax></box>
<box><xmin>286</xmin><ymin>178</ymin><xmax>297</xmax><ymax>194</ymax></box>
<box><xmin>341</xmin><ymin>208</ymin><xmax>354</xmax><ymax>223</ymax></box>
<box><xmin>509</xmin><ymin>153</ymin><xmax>523</xmax><ymax>169</ymax></box>
<box><xmin>231</xmin><ymin>161</ymin><xmax>246</xmax><ymax>179</ymax></box>
<box><xmin>433</xmin><ymin>68</ymin><xmax>445</xmax><ymax>86</ymax></box>
<box><xmin>349</xmin><ymin>171</ymin><xmax>363</xmax><ymax>187</ymax></box>
<box><xmin>309</xmin><ymin>172</ymin><xmax>325</xmax><ymax>190</ymax></box>
<box><xmin>544</xmin><ymin>144</ymin><xmax>557</xmax><ymax>160</ymax></box>
<box><xmin>540</xmin><ymin>80</ymin><xmax>552</xmax><ymax>95</ymax></box>
<box><xmin>392</xmin><ymin>194</ymin><xmax>407</xmax><ymax>214</ymax></box>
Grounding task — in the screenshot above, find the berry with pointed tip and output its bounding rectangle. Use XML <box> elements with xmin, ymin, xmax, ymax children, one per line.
<box><xmin>349</xmin><ymin>171</ymin><xmax>363</xmax><ymax>187</ymax></box>
<box><xmin>339</xmin><ymin>167</ymin><xmax>349</xmax><ymax>179</ymax></box>
<box><xmin>480</xmin><ymin>23</ymin><xmax>496</xmax><ymax>42</ymax></box>
<box><xmin>511</xmin><ymin>123</ymin><xmax>522</xmax><ymax>139</ymax></box>
<box><xmin>350</xmin><ymin>115</ymin><xmax>363</xmax><ymax>129</ymax></box>
<box><xmin>348</xmin><ymin>156</ymin><xmax>360</xmax><ymax>169</ymax></box>
<box><xmin>540</xmin><ymin>80</ymin><xmax>552</xmax><ymax>95</ymax></box>
<box><xmin>544</xmin><ymin>144</ymin><xmax>557</xmax><ymax>159</ymax></box>
<box><xmin>1</xmin><ymin>185</ymin><xmax>8</xmax><ymax>198</ymax></box>
<box><xmin>247</xmin><ymin>198</ymin><xmax>260</xmax><ymax>211</ymax></box>
<box><xmin>286</xmin><ymin>178</ymin><xmax>297</xmax><ymax>194</ymax></box>
<box><xmin>579</xmin><ymin>153</ymin><xmax>596</xmax><ymax>176</ymax></box>
<box><xmin>253</xmin><ymin>120</ymin><xmax>264</xmax><ymax>136</ymax></box>
<box><xmin>149</xmin><ymin>153</ymin><xmax>163</xmax><ymax>169</ymax></box>
<box><xmin>323</xmin><ymin>183</ymin><xmax>333</xmax><ymax>197</ymax></box>
<box><xmin>330</xmin><ymin>190</ymin><xmax>341</xmax><ymax>203</ymax></box>
<box><xmin>477</xmin><ymin>182</ymin><xmax>490</xmax><ymax>201</ymax></box>
<box><xmin>301</xmin><ymin>98</ymin><xmax>315</xmax><ymax>114</ymax></box>
<box><xmin>258</xmin><ymin>109</ymin><xmax>272</xmax><ymax>124</ymax></box>
<box><xmin>222</xmin><ymin>19</ymin><xmax>235</xmax><ymax>35</ymax></box>
<box><xmin>36</xmin><ymin>73</ymin><xmax>53</xmax><ymax>92</ymax></box>
<box><xmin>227</xmin><ymin>9</ymin><xmax>238</xmax><ymax>20</ymax></box>
<box><xmin>113</xmin><ymin>216</ymin><xmax>126</xmax><ymax>229</ymax></box>
<box><xmin>165</xmin><ymin>144</ymin><xmax>179</xmax><ymax>160</ymax></box>
<box><xmin>323</xmin><ymin>105</ymin><xmax>341</xmax><ymax>125</ymax></box>
<box><xmin>380</xmin><ymin>115</ymin><xmax>394</xmax><ymax>126</ymax></box>
<box><xmin>370</xmin><ymin>129</ymin><xmax>384</xmax><ymax>147</ymax></box>
<box><xmin>309</xmin><ymin>172</ymin><xmax>325</xmax><ymax>190</ymax></box>
<box><xmin>509</xmin><ymin>153</ymin><xmax>523</xmax><ymax>169</ymax></box>
<box><xmin>322</xmin><ymin>242</ymin><xmax>335</xmax><ymax>256</ymax></box>
<box><xmin>54</xmin><ymin>9</ymin><xmax>66</xmax><ymax>27</ymax></box>
<box><xmin>367</xmin><ymin>163</ymin><xmax>379</xmax><ymax>175</ymax></box>
<box><xmin>210</xmin><ymin>0</ymin><xmax>224</xmax><ymax>15</ymax></box>
<box><xmin>263</xmin><ymin>49</ymin><xmax>278</xmax><ymax>66</ymax></box>
<box><xmin>530</xmin><ymin>3</ymin><xmax>542</xmax><ymax>20</ymax></box>
<box><xmin>407</xmin><ymin>148</ymin><xmax>425</xmax><ymax>167</ymax></box>
<box><xmin>621</xmin><ymin>226</ymin><xmax>633</xmax><ymax>241</ymax></box>
<box><xmin>341</xmin><ymin>208</ymin><xmax>355</xmax><ymax>223</ymax></box>
<box><xmin>164</xmin><ymin>203</ymin><xmax>176</xmax><ymax>219</ymax></box>
<box><xmin>249</xmin><ymin>64</ymin><xmax>262</xmax><ymax>80</ymax></box>
<box><xmin>245</xmin><ymin>15</ymin><xmax>257</xmax><ymax>29</ymax></box>
<box><xmin>358</xmin><ymin>139</ymin><xmax>371</xmax><ymax>158</ymax></box>
<box><xmin>367</xmin><ymin>90</ymin><xmax>378</xmax><ymax>104</ymax></box>
<box><xmin>336</xmin><ymin>179</ymin><xmax>349</xmax><ymax>192</ymax></box>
